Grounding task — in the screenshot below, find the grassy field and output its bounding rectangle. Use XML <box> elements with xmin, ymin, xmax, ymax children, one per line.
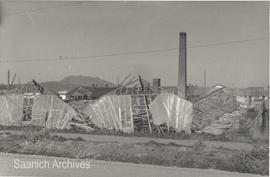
<box><xmin>0</xmin><ymin>124</ymin><xmax>267</xmax><ymax>145</ymax></box>
<box><xmin>0</xmin><ymin>129</ymin><xmax>268</xmax><ymax>175</ymax></box>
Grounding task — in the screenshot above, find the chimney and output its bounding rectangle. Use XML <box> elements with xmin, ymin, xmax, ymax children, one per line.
<box><xmin>178</xmin><ymin>32</ymin><xmax>187</xmax><ymax>98</ymax></box>
<box><xmin>153</xmin><ymin>78</ymin><xmax>161</xmax><ymax>94</ymax></box>
<box><xmin>152</xmin><ymin>78</ymin><xmax>161</xmax><ymax>87</ymax></box>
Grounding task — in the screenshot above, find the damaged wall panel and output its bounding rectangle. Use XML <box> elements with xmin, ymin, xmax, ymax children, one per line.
<box><xmin>83</xmin><ymin>93</ymin><xmax>193</xmax><ymax>134</ymax></box>
<box><xmin>0</xmin><ymin>95</ymin><xmax>23</xmax><ymax>126</ymax></box>
<box><xmin>83</xmin><ymin>95</ymin><xmax>134</xmax><ymax>133</ymax></box>
<box><xmin>149</xmin><ymin>94</ymin><xmax>193</xmax><ymax>134</ymax></box>
<box><xmin>0</xmin><ymin>95</ymin><xmax>76</xmax><ymax>129</ymax></box>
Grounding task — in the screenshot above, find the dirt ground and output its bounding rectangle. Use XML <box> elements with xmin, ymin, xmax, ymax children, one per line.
<box><xmin>0</xmin><ymin>130</ymin><xmax>268</xmax><ymax>176</ymax></box>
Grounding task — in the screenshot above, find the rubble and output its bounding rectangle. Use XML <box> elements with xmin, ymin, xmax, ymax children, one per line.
<box><xmin>192</xmin><ymin>87</ymin><xmax>239</xmax><ymax>133</ymax></box>
<box><xmin>82</xmin><ymin>76</ymin><xmax>193</xmax><ymax>134</ymax></box>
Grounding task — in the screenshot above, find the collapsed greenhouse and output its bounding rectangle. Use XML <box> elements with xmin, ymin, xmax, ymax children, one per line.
<box><xmin>81</xmin><ymin>76</ymin><xmax>268</xmax><ymax>136</ymax></box>
<box><xmin>0</xmin><ymin>77</ymin><xmax>267</xmax><ymax>137</ymax></box>
<box><xmin>82</xmin><ymin>76</ymin><xmax>193</xmax><ymax>134</ymax></box>
<box><xmin>191</xmin><ymin>87</ymin><xmax>240</xmax><ymax>134</ymax></box>
<box><xmin>0</xmin><ymin>80</ymin><xmax>78</xmax><ymax>129</ymax></box>
<box><xmin>191</xmin><ymin>86</ymin><xmax>268</xmax><ymax>136</ymax></box>
<box><xmin>0</xmin><ymin>77</ymin><xmax>194</xmax><ymax>133</ymax></box>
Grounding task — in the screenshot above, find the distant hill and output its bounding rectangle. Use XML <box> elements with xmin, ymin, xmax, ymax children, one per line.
<box><xmin>40</xmin><ymin>75</ymin><xmax>115</xmax><ymax>92</ymax></box>
<box><xmin>60</xmin><ymin>75</ymin><xmax>115</xmax><ymax>88</ymax></box>
<box><xmin>40</xmin><ymin>81</ymin><xmax>78</xmax><ymax>93</ymax></box>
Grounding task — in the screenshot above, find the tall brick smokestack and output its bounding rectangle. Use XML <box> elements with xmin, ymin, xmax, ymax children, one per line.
<box><xmin>178</xmin><ymin>32</ymin><xmax>187</xmax><ymax>98</ymax></box>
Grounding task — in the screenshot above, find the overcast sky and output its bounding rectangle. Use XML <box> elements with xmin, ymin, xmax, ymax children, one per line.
<box><xmin>0</xmin><ymin>1</ymin><xmax>269</xmax><ymax>87</ymax></box>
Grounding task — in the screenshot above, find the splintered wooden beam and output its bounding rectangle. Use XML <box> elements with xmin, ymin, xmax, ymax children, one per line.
<box><xmin>7</xmin><ymin>70</ymin><xmax>10</xmax><ymax>89</ymax></box>
<box><xmin>33</xmin><ymin>79</ymin><xmax>44</xmax><ymax>94</ymax></box>
<box><xmin>9</xmin><ymin>73</ymin><xmax>16</xmax><ymax>90</ymax></box>
<box><xmin>6</xmin><ymin>70</ymin><xmax>17</xmax><ymax>90</ymax></box>
<box><xmin>138</xmin><ymin>76</ymin><xmax>152</xmax><ymax>133</ymax></box>
<box><xmin>141</xmin><ymin>80</ymin><xmax>162</xmax><ymax>93</ymax></box>
<box><xmin>138</xmin><ymin>75</ymin><xmax>144</xmax><ymax>92</ymax></box>
<box><xmin>143</xmin><ymin>95</ymin><xmax>152</xmax><ymax>133</ymax></box>
<box><xmin>119</xmin><ymin>73</ymin><xmax>131</xmax><ymax>86</ymax></box>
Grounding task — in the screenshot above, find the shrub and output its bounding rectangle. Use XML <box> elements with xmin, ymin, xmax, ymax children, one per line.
<box><xmin>21</xmin><ymin>127</ymin><xmax>50</xmax><ymax>143</ymax></box>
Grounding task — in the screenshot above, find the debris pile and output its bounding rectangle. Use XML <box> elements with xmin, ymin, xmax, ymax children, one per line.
<box><xmin>191</xmin><ymin>86</ymin><xmax>268</xmax><ymax>137</ymax></box>
<box><xmin>245</xmin><ymin>100</ymin><xmax>269</xmax><ymax>138</ymax></box>
<box><xmin>82</xmin><ymin>76</ymin><xmax>193</xmax><ymax>134</ymax></box>
<box><xmin>201</xmin><ymin>109</ymin><xmax>244</xmax><ymax>135</ymax></box>
<box><xmin>67</xmin><ymin>100</ymin><xmax>95</xmax><ymax>131</ymax></box>
<box><xmin>192</xmin><ymin>87</ymin><xmax>239</xmax><ymax>134</ymax></box>
<box><xmin>0</xmin><ymin>78</ymin><xmax>267</xmax><ymax>137</ymax></box>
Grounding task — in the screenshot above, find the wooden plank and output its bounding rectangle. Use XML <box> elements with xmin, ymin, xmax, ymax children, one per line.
<box><xmin>143</xmin><ymin>95</ymin><xmax>152</xmax><ymax>133</ymax></box>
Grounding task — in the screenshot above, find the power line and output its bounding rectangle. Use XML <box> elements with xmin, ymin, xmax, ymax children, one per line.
<box><xmin>188</xmin><ymin>37</ymin><xmax>269</xmax><ymax>49</ymax></box>
<box><xmin>4</xmin><ymin>2</ymin><xmax>84</xmax><ymax>17</ymax></box>
<box><xmin>0</xmin><ymin>48</ymin><xmax>178</xmax><ymax>64</ymax></box>
<box><xmin>3</xmin><ymin>2</ymin><xmax>131</xmax><ymax>17</ymax></box>
<box><xmin>0</xmin><ymin>36</ymin><xmax>268</xmax><ymax>64</ymax></box>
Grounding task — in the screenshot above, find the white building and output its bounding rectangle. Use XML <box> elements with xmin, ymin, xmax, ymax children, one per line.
<box><xmin>58</xmin><ymin>90</ymin><xmax>68</xmax><ymax>100</ymax></box>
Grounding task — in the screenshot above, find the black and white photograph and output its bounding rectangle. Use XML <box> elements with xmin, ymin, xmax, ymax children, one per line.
<box><xmin>0</xmin><ymin>1</ymin><xmax>269</xmax><ymax>177</ymax></box>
